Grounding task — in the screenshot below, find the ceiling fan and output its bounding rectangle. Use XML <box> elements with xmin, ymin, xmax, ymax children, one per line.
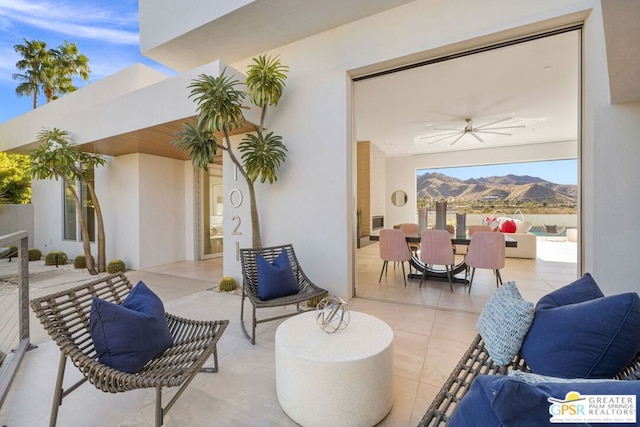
<box><xmin>418</xmin><ymin>117</ymin><xmax>525</xmax><ymax>145</ymax></box>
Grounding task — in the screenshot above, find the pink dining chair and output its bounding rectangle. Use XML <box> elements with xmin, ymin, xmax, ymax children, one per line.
<box><xmin>398</xmin><ymin>223</ymin><xmax>420</xmax><ymax>255</ymax></box>
<box><xmin>379</xmin><ymin>229</ymin><xmax>413</xmax><ymax>287</ymax></box>
<box><xmin>464</xmin><ymin>231</ymin><xmax>506</xmax><ymax>293</ymax></box>
<box><xmin>419</xmin><ymin>230</ymin><xmax>455</xmax><ymax>291</ymax></box>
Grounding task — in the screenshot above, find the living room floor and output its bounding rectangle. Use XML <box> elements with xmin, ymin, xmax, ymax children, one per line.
<box><xmin>0</xmin><ymin>239</ymin><xmax>578</xmax><ymax>426</ymax></box>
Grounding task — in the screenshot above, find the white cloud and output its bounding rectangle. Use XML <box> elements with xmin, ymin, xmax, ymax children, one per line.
<box><xmin>0</xmin><ymin>0</ymin><xmax>139</xmax><ymax>45</ymax></box>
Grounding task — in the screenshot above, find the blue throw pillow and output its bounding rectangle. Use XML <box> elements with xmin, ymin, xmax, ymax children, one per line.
<box><xmin>90</xmin><ymin>281</ymin><xmax>174</xmax><ymax>373</ymax></box>
<box><xmin>476</xmin><ymin>281</ymin><xmax>534</xmax><ymax>366</ymax></box>
<box><xmin>450</xmin><ymin>375</ymin><xmax>639</xmax><ymax>426</ymax></box>
<box><xmin>521</xmin><ymin>292</ymin><xmax>640</xmax><ymax>378</ymax></box>
<box><xmin>256</xmin><ymin>250</ymin><xmax>300</xmax><ymax>301</ymax></box>
<box><xmin>536</xmin><ymin>273</ymin><xmax>604</xmax><ymax>310</ymax></box>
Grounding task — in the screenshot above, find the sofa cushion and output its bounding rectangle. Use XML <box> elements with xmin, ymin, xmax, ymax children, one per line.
<box><xmin>449</xmin><ymin>375</ymin><xmax>639</xmax><ymax>426</ymax></box>
<box><xmin>513</xmin><ymin>219</ymin><xmax>532</xmax><ymax>233</ymax></box>
<box><xmin>521</xmin><ymin>287</ymin><xmax>640</xmax><ymax>378</ymax></box>
<box><xmin>476</xmin><ymin>281</ymin><xmax>534</xmax><ymax>366</ymax></box>
<box><xmin>256</xmin><ymin>250</ymin><xmax>300</xmax><ymax>301</ymax></box>
<box><xmin>90</xmin><ymin>281</ymin><xmax>174</xmax><ymax>373</ymax></box>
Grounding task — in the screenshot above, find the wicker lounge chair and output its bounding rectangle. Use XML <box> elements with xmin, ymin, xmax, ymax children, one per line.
<box><xmin>418</xmin><ymin>334</ymin><xmax>640</xmax><ymax>426</ymax></box>
<box><xmin>240</xmin><ymin>244</ymin><xmax>328</xmax><ymax>345</ymax></box>
<box><xmin>30</xmin><ymin>272</ymin><xmax>228</xmax><ymax>427</ymax></box>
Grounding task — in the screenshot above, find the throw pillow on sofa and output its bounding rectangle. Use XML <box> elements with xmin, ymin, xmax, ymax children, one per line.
<box><xmin>449</xmin><ymin>375</ymin><xmax>639</xmax><ymax>426</ymax></box>
<box><xmin>499</xmin><ymin>219</ymin><xmax>516</xmax><ymax>233</ymax></box>
<box><xmin>476</xmin><ymin>281</ymin><xmax>534</xmax><ymax>365</ymax></box>
<box><xmin>521</xmin><ymin>275</ymin><xmax>640</xmax><ymax>378</ymax></box>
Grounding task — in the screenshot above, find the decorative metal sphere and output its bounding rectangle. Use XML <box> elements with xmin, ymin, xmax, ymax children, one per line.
<box><xmin>315</xmin><ymin>296</ymin><xmax>350</xmax><ymax>333</ymax></box>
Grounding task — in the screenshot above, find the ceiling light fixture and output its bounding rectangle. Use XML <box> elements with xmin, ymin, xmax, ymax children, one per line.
<box><xmin>417</xmin><ymin>117</ymin><xmax>525</xmax><ymax>145</ymax></box>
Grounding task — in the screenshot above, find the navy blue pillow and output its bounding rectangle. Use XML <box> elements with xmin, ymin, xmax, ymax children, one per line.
<box><xmin>90</xmin><ymin>281</ymin><xmax>174</xmax><ymax>373</ymax></box>
<box><xmin>450</xmin><ymin>375</ymin><xmax>639</xmax><ymax>426</ymax></box>
<box><xmin>536</xmin><ymin>273</ymin><xmax>604</xmax><ymax>310</ymax></box>
<box><xmin>522</xmin><ymin>292</ymin><xmax>640</xmax><ymax>378</ymax></box>
<box><xmin>256</xmin><ymin>250</ymin><xmax>300</xmax><ymax>301</ymax></box>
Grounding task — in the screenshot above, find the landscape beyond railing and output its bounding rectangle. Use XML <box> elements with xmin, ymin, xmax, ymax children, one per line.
<box><xmin>0</xmin><ymin>231</ymin><xmax>30</xmax><ymax>409</ymax></box>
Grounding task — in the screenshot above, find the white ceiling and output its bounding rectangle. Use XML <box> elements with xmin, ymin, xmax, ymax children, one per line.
<box><xmin>354</xmin><ymin>30</ymin><xmax>579</xmax><ymax>157</ymax></box>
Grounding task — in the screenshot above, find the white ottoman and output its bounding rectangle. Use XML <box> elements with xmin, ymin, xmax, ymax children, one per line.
<box><xmin>275</xmin><ymin>311</ymin><xmax>393</xmax><ymax>427</ymax></box>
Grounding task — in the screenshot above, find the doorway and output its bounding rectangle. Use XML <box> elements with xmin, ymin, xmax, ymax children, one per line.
<box><xmin>199</xmin><ymin>164</ymin><xmax>224</xmax><ymax>259</ymax></box>
<box><xmin>352</xmin><ymin>27</ymin><xmax>582</xmax><ymax>307</ymax></box>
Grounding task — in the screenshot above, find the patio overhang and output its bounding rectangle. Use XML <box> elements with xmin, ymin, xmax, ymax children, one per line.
<box><xmin>0</xmin><ymin>60</ymin><xmax>260</xmax><ymax>161</ymax></box>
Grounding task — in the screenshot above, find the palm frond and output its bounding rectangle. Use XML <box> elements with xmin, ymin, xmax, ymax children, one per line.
<box><xmin>238</xmin><ymin>128</ymin><xmax>287</xmax><ymax>183</ymax></box>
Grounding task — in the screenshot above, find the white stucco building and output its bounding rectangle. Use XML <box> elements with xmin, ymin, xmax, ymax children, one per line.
<box><xmin>1</xmin><ymin>0</ymin><xmax>639</xmax><ymax>299</ymax></box>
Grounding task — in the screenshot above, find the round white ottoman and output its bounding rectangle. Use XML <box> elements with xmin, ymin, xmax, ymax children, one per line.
<box><xmin>275</xmin><ymin>311</ymin><xmax>393</xmax><ymax>427</ymax></box>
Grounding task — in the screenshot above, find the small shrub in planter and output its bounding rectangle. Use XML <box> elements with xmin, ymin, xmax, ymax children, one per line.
<box><xmin>45</xmin><ymin>251</ymin><xmax>68</xmax><ymax>266</ymax></box>
<box><xmin>4</xmin><ymin>245</ymin><xmax>18</xmax><ymax>259</ymax></box>
<box><xmin>28</xmin><ymin>248</ymin><xmax>42</xmax><ymax>261</ymax></box>
<box><xmin>218</xmin><ymin>276</ymin><xmax>237</xmax><ymax>292</ymax></box>
<box><xmin>73</xmin><ymin>254</ymin><xmax>95</xmax><ymax>269</ymax></box>
<box><xmin>306</xmin><ymin>293</ymin><xmax>328</xmax><ymax>308</ymax></box>
<box><xmin>107</xmin><ymin>259</ymin><xmax>126</xmax><ymax>274</ymax></box>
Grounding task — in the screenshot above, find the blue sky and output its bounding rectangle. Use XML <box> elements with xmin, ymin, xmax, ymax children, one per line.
<box><xmin>0</xmin><ymin>0</ymin><xmax>173</xmax><ymax>123</ymax></box>
<box><xmin>417</xmin><ymin>159</ymin><xmax>577</xmax><ymax>185</ymax></box>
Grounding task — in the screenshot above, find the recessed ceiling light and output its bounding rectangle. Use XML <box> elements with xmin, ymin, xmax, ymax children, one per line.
<box><xmin>544</xmin><ymin>66</ymin><xmax>552</xmax><ymax>71</ymax></box>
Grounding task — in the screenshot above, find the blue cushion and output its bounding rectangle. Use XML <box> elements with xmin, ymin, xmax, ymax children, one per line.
<box><xmin>521</xmin><ymin>291</ymin><xmax>640</xmax><ymax>378</ymax></box>
<box><xmin>90</xmin><ymin>281</ymin><xmax>174</xmax><ymax>373</ymax></box>
<box><xmin>256</xmin><ymin>250</ymin><xmax>299</xmax><ymax>301</ymax></box>
<box><xmin>450</xmin><ymin>375</ymin><xmax>639</xmax><ymax>426</ymax></box>
<box><xmin>536</xmin><ymin>273</ymin><xmax>603</xmax><ymax>310</ymax></box>
<box><xmin>476</xmin><ymin>281</ymin><xmax>534</xmax><ymax>366</ymax></box>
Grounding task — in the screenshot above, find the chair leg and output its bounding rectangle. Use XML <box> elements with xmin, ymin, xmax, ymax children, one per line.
<box><xmin>495</xmin><ymin>269</ymin><xmax>503</xmax><ymax>288</ymax></box>
<box><xmin>155</xmin><ymin>386</ymin><xmax>163</xmax><ymax>427</ymax></box>
<box><xmin>419</xmin><ymin>269</ymin><xmax>427</xmax><ymax>288</ymax></box>
<box><xmin>467</xmin><ymin>267</ymin><xmax>476</xmax><ymax>294</ymax></box>
<box><xmin>240</xmin><ymin>286</ymin><xmax>257</xmax><ymax>345</ymax></box>
<box><xmin>401</xmin><ymin>262</ymin><xmax>407</xmax><ymax>286</ymax></box>
<box><xmin>49</xmin><ymin>352</ymin><xmax>67</xmax><ymax>427</ymax></box>
<box><xmin>446</xmin><ymin>265</ymin><xmax>454</xmax><ymax>292</ymax></box>
<box><xmin>378</xmin><ymin>261</ymin><xmax>388</xmax><ymax>283</ymax></box>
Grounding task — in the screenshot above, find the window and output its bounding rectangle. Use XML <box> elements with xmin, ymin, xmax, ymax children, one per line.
<box><xmin>62</xmin><ymin>168</ymin><xmax>95</xmax><ymax>242</ymax></box>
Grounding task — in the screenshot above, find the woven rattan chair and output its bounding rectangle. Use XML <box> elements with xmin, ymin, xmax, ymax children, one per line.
<box><xmin>418</xmin><ymin>334</ymin><xmax>640</xmax><ymax>426</ymax></box>
<box><xmin>240</xmin><ymin>244</ymin><xmax>328</xmax><ymax>345</ymax></box>
<box><xmin>30</xmin><ymin>272</ymin><xmax>229</xmax><ymax>427</ymax></box>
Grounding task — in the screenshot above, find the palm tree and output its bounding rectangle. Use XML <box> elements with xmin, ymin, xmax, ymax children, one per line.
<box><xmin>13</xmin><ymin>39</ymin><xmax>91</xmax><ymax>108</ymax></box>
<box><xmin>173</xmin><ymin>55</ymin><xmax>288</xmax><ymax>248</ymax></box>
<box><xmin>13</xmin><ymin>39</ymin><xmax>48</xmax><ymax>109</ymax></box>
<box><xmin>30</xmin><ymin>128</ymin><xmax>107</xmax><ymax>274</ymax></box>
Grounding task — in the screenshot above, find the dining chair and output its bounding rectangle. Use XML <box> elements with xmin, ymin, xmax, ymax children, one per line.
<box><xmin>399</xmin><ymin>223</ymin><xmax>420</xmax><ymax>255</ymax></box>
<box><xmin>419</xmin><ymin>230</ymin><xmax>455</xmax><ymax>291</ymax></box>
<box><xmin>379</xmin><ymin>229</ymin><xmax>413</xmax><ymax>286</ymax></box>
<box><xmin>467</xmin><ymin>225</ymin><xmax>492</xmax><ymax>235</ymax></box>
<box><xmin>464</xmin><ymin>231</ymin><xmax>506</xmax><ymax>293</ymax></box>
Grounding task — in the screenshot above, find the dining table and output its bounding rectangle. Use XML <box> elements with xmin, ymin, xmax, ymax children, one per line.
<box><xmin>371</xmin><ymin>232</ymin><xmax>517</xmax><ymax>284</ymax></box>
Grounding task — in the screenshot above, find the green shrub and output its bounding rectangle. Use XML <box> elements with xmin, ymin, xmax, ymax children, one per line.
<box><xmin>5</xmin><ymin>245</ymin><xmax>18</xmax><ymax>258</ymax></box>
<box><xmin>28</xmin><ymin>248</ymin><xmax>42</xmax><ymax>261</ymax></box>
<box><xmin>107</xmin><ymin>259</ymin><xmax>126</xmax><ymax>274</ymax></box>
<box><xmin>73</xmin><ymin>254</ymin><xmax>95</xmax><ymax>269</ymax></box>
<box><xmin>306</xmin><ymin>293</ymin><xmax>328</xmax><ymax>308</ymax></box>
<box><xmin>44</xmin><ymin>251</ymin><xmax>67</xmax><ymax>266</ymax></box>
<box><xmin>218</xmin><ymin>276</ymin><xmax>237</xmax><ymax>292</ymax></box>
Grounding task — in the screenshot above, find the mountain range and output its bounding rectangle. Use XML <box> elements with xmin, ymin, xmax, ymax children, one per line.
<box><xmin>416</xmin><ymin>173</ymin><xmax>577</xmax><ymax>204</ymax></box>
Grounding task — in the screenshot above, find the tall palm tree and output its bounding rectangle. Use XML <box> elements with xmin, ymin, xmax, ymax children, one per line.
<box><xmin>173</xmin><ymin>55</ymin><xmax>289</xmax><ymax>248</ymax></box>
<box><xmin>13</xmin><ymin>39</ymin><xmax>91</xmax><ymax>107</ymax></box>
<box><xmin>30</xmin><ymin>128</ymin><xmax>106</xmax><ymax>274</ymax></box>
<box><xmin>13</xmin><ymin>39</ymin><xmax>49</xmax><ymax>109</ymax></box>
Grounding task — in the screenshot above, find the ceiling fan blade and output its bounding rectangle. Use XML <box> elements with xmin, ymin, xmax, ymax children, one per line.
<box><xmin>479</xmin><ymin>125</ymin><xmax>526</xmax><ymax>130</ymax></box>
<box><xmin>470</xmin><ymin>132</ymin><xmax>484</xmax><ymax>142</ymax></box>
<box><xmin>473</xmin><ymin>117</ymin><xmax>512</xmax><ymax>129</ymax></box>
<box><xmin>418</xmin><ymin>130</ymin><xmax>463</xmax><ymax>140</ymax></box>
<box><xmin>450</xmin><ymin>133</ymin><xmax>466</xmax><ymax>145</ymax></box>
<box><xmin>426</xmin><ymin>132</ymin><xmax>464</xmax><ymax>145</ymax></box>
<box><xmin>474</xmin><ymin>130</ymin><xmax>513</xmax><ymax>136</ymax></box>
<box><xmin>431</xmin><ymin>127</ymin><xmax>465</xmax><ymax>132</ymax></box>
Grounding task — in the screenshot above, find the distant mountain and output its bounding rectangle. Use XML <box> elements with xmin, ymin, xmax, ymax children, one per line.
<box><xmin>417</xmin><ymin>173</ymin><xmax>576</xmax><ymax>204</ymax></box>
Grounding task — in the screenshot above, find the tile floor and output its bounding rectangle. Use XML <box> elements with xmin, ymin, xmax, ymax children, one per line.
<box><xmin>0</xmin><ymin>238</ymin><xmax>577</xmax><ymax>426</ymax></box>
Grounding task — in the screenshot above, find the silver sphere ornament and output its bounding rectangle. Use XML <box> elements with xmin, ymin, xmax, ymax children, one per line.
<box><xmin>315</xmin><ymin>296</ymin><xmax>350</xmax><ymax>333</ymax></box>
